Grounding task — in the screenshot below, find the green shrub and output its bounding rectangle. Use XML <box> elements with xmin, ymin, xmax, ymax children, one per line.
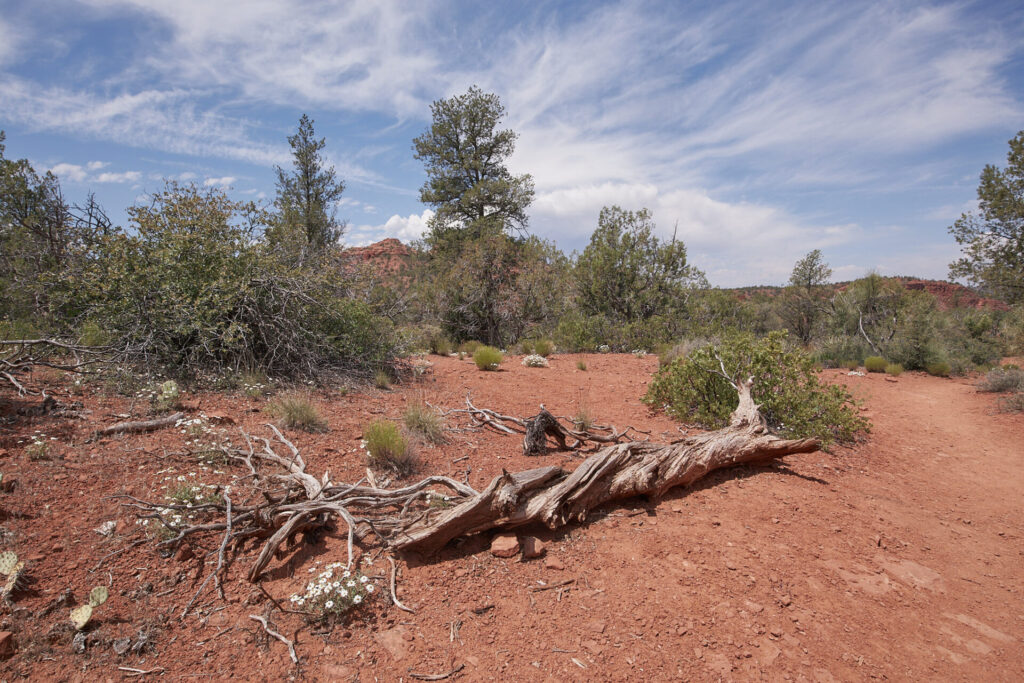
<box><xmin>533</xmin><ymin>339</ymin><xmax>555</xmax><ymax>357</ymax></box>
<box><xmin>403</xmin><ymin>401</ymin><xmax>445</xmax><ymax>444</ymax></box>
<box><xmin>998</xmin><ymin>393</ymin><xmax>1024</xmax><ymax>413</ymax></box>
<box><xmin>517</xmin><ymin>339</ymin><xmax>535</xmax><ymax>355</ymax></box>
<box><xmin>814</xmin><ymin>336</ymin><xmax>869</xmax><ymax>369</ymax></box>
<box><xmin>268</xmin><ymin>395</ymin><xmax>327</xmax><ymax>432</ymax></box>
<box><xmin>363</xmin><ymin>420</ymin><xmax>417</xmax><ymax>476</ymax></box>
<box><xmin>374</xmin><ymin>369</ymin><xmax>392</xmax><ymax>390</ymax></box>
<box><xmin>926</xmin><ymin>361</ymin><xmax>951</xmax><ymax>377</ymax></box>
<box><xmin>978</xmin><ymin>367</ymin><xmax>1024</xmax><ymax>393</ymax></box>
<box><xmin>458</xmin><ymin>340</ymin><xmax>482</xmax><ymax>355</ymax></box>
<box><xmin>864</xmin><ymin>356</ymin><xmax>887</xmax><ymax>373</ymax></box>
<box><xmin>643</xmin><ymin>331</ymin><xmax>868</xmax><ymax>447</ymax></box>
<box><xmin>77</xmin><ymin>320</ymin><xmax>111</xmax><ymax>347</ymax></box>
<box><xmin>473</xmin><ymin>345</ymin><xmax>504</xmax><ymax>371</ymax></box>
<box><xmin>572</xmin><ymin>407</ymin><xmax>594</xmax><ymax>432</ymax></box>
<box><xmin>576</xmin><ymin>359</ymin><xmax>587</xmax><ymax>371</ymax></box>
<box><xmin>842</xmin><ymin>360</ymin><xmax>860</xmax><ymax>371</ymax></box>
<box><xmin>429</xmin><ymin>336</ymin><xmax>453</xmax><ymax>356</ymax></box>
<box><xmin>884</xmin><ymin>363</ymin><xmax>904</xmax><ymax>376</ymax></box>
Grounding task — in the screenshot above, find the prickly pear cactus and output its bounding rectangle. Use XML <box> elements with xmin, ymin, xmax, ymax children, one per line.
<box><xmin>0</xmin><ymin>551</ymin><xmax>18</xmax><ymax>575</ymax></box>
<box><xmin>70</xmin><ymin>604</ymin><xmax>93</xmax><ymax>630</ymax></box>
<box><xmin>88</xmin><ymin>585</ymin><xmax>109</xmax><ymax>607</ymax></box>
<box><xmin>0</xmin><ymin>561</ymin><xmax>23</xmax><ymax>600</ymax></box>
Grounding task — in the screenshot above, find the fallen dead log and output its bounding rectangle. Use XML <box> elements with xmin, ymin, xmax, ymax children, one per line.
<box><xmin>391</xmin><ymin>378</ymin><xmax>819</xmax><ymax>554</ymax></box>
<box><xmin>92</xmin><ymin>411</ymin><xmax>185</xmax><ymax>440</ymax></box>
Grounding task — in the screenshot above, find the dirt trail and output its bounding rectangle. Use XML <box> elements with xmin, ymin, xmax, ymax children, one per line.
<box><xmin>0</xmin><ymin>357</ymin><xmax>1021</xmax><ymax>680</ymax></box>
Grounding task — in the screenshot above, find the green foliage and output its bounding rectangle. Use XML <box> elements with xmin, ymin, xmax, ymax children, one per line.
<box><xmin>575</xmin><ymin>206</ymin><xmax>705</xmax><ymax>327</ymax></box>
<box><xmin>978</xmin><ymin>367</ymin><xmax>1024</xmax><ymax>393</ymax></box>
<box><xmin>458</xmin><ymin>340</ymin><xmax>482</xmax><ymax>355</ymax></box>
<box><xmin>998</xmin><ymin>393</ymin><xmax>1024</xmax><ymax>412</ymax></box>
<box><xmin>413</xmin><ymin>86</ymin><xmax>534</xmax><ymax>247</ymax></box>
<box><xmin>363</xmin><ymin>420</ymin><xmax>417</xmax><ymax>476</ymax></box>
<box><xmin>926</xmin><ymin>361</ymin><xmax>951</xmax><ymax>377</ymax></box>
<box><xmin>884</xmin><ymin>363</ymin><xmax>904</xmax><ymax>376</ymax></box>
<box><xmin>473</xmin><ymin>345</ymin><xmax>504</xmax><ymax>370</ymax></box>
<box><xmin>290</xmin><ymin>561</ymin><xmax>377</xmax><ymax>619</ymax></box>
<box><xmin>150</xmin><ymin>379</ymin><xmax>181</xmax><ymax>413</ymax></box>
<box><xmin>572</xmin><ymin>407</ymin><xmax>594</xmax><ymax>432</ymax></box>
<box><xmin>843</xmin><ymin>360</ymin><xmax>861</xmax><ymax>371</ymax></box>
<box><xmin>268</xmin><ymin>395</ymin><xmax>327</xmax><ymax>432</ymax></box>
<box><xmin>403</xmin><ymin>401</ymin><xmax>445</xmax><ymax>444</ymax></box>
<box><xmin>374</xmin><ymin>369</ymin><xmax>392</xmax><ymax>390</ymax></box>
<box><xmin>268</xmin><ymin>114</ymin><xmax>346</xmax><ymax>257</ymax></box>
<box><xmin>62</xmin><ymin>181</ymin><xmax>396</xmax><ymax>380</ymax></box>
<box><xmin>576</xmin><ymin>359</ymin><xmax>587</xmax><ymax>371</ymax></box>
<box><xmin>532</xmin><ymin>339</ymin><xmax>554</xmax><ymax>357</ymax></box>
<box><xmin>430</xmin><ymin>336</ymin><xmax>453</xmax><ymax>356</ymax></box>
<box><xmin>780</xmin><ymin>250</ymin><xmax>833</xmax><ymax>344</ymax></box>
<box><xmin>864</xmin><ymin>356</ymin><xmax>887</xmax><ymax>373</ymax></box>
<box><xmin>644</xmin><ymin>331</ymin><xmax>868</xmax><ymax>447</ymax></box>
<box><xmin>948</xmin><ymin>130</ymin><xmax>1024</xmax><ymax>304</ymax></box>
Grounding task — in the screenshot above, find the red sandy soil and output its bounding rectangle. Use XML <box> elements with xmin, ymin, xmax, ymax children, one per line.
<box><xmin>0</xmin><ymin>355</ymin><xmax>1021</xmax><ymax>681</ymax></box>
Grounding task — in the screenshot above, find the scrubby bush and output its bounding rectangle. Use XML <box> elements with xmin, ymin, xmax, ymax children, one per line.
<box><xmin>429</xmin><ymin>336</ymin><xmax>453</xmax><ymax>356</ymax></box>
<box><xmin>374</xmin><ymin>369</ymin><xmax>391</xmax><ymax>390</ymax></box>
<box><xmin>533</xmin><ymin>338</ymin><xmax>555</xmax><ymax>357</ymax></box>
<box><xmin>522</xmin><ymin>354</ymin><xmax>549</xmax><ymax>367</ymax></box>
<box><xmin>999</xmin><ymin>393</ymin><xmax>1024</xmax><ymax>412</ymax></box>
<box><xmin>814</xmin><ymin>336</ymin><xmax>869</xmax><ymax>369</ymax></box>
<box><xmin>576</xmin><ymin>359</ymin><xmax>587</xmax><ymax>371</ymax></box>
<box><xmin>978</xmin><ymin>367</ymin><xmax>1024</xmax><ymax>393</ymax></box>
<box><xmin>926</xmin><ymin>361</ymin><xmax>951</xmax><ymax>377</ymax></box>
<box><xmin>864</xmin><ymin>356</ymin><xmax>887</xmax><ymax>373</ymax></box>
<box><xmin>363</xmin><ymin>420</ymin><xmax>417</xmax><ymax>476</ymax></box>
<box><xmin>458</xmin><ymin>340</ymin><xmax>482</xmax><ymax>355</ymax></box>
<box><xmin>473</xmin><ymin>345</ymin><xmax>504</xmax><ymax>370</ymax></box>
<box><xmin>644</xmin><ymin>331</ymin><xmax>868</xmax><ymax>447</ymax></box>
<box><xmin>843</xmin><ymin>360</ymin><xmax>860</xmax><ymax>371</ymax></box>
<box><xmin>268</xmin><ymin>395</ymin><xmax>327</xmax><ymax>432</ymax></box>
<box><xmin>403</xmin><ymin>401</ymin><xmax>445</xmax><ymax>444</ymax></box>
<box><xmin>884</xmin><ymin>363</ymin><xmax>904</xmax><ymax>376</ymax></box>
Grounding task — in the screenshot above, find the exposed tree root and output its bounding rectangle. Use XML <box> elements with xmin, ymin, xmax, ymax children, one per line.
<box><xmin>92</xmin><ymin>412</ymin><xmax>185</xmax><ymax>440</ymax></box>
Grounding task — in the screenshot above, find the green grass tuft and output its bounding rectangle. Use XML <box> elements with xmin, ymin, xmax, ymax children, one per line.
<box><xmin>864</xmin><ymin>356</ymin><xmax>887</xmax><ymax>373</ymax></box>
<box><xmin>403</xmin><ymin>401</ymin><xmax>445</xmax><ymax>444</ymax></box>
<box><xmin>926</xmin><ymin>361</ymin><xmax>951</xmax><ymax>377</ymax></box>
<box><xmin>576</xmin><ymin>359</ymin><xmax>587</xmax><ymax>371</ymax></box>
<box><xmin>268</xmin><ymin>394</ymin><xmax>327</xmax><ymax>432</ymax></box>
<box><xmin>473</xmin><ymin>345</ymin><xmax>504</xmax><ymax>371</ymax></box>
<box><xmin>884</xmin><ymin>363</ymin><xmax>904</xmax><ymax>376</ymax></box>
<box><xmin>363</xmin><ymin>420</ymin><xmax>418</xmax><ymax>476</ymax></box>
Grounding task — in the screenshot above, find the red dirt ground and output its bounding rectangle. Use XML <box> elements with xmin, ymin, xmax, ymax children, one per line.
<box><xmin>0</xmin><ymin>354</ymin><xmax>1021</xmax><ymax>681</ymax></box>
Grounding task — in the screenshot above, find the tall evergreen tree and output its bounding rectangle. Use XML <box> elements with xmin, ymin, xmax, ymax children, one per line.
<box><xmin>272</xmin><ymin>114</ymin><xmax>346</xmax><ymax>256</ymax></box>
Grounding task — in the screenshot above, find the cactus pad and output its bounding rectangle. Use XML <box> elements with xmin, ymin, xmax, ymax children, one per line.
<box><xmin>88</xmin><ymin>585</ymin><xmax>109</xmax><ymax>607</ymax></box>
<box><xmin>0</xmin><ymin>562</ymin><xmax>23</xmax><ymax>600</ymax></box>
<box><xmin>0</xmin><ymin>551</ymin><xmax>18</xmax><ymax>575</ymax></box>
<box><xmin>70</xmin><ymin>604</ymin><xmax>93</xmax><ymax>630</ymax></box>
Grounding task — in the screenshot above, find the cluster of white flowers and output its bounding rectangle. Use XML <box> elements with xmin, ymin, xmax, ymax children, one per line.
<box><xmin>597</xmin><ymin>344</ymin><xmax>611</xmax><ymax>354</ymax></box>
<box><xmin>242</xmin><ymin>381</ymin><xmax>266</xmax><ymax>398</ymax></box>
<box><xmin>632</xmin><ymin>349</ymin><xmax>648</xmax><ymax>358</ymax></box>
<box><xmin>25</xmin><ymin>431</ymin><xmax>54</xmax><ymax>459</ymax></box>
<box><xmin>521</xmin><ymin>354</ymin><xmax>549</xmax><ymax>368</ymax></box>
<box><xmin>289</xmin><ymin>561</ymin><xmax>377</xmax><ymax>618</ymax></box>
<box><xmin>174</xmin><ymin>416</ymin><xmax>232</xmax><ymax>464</ymax></box>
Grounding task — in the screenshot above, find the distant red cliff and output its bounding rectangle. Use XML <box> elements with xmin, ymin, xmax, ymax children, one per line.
<box><xmin>345</xmin><ymin>238</ymin><xmax>414</xmax><ymax>275</ymax></box>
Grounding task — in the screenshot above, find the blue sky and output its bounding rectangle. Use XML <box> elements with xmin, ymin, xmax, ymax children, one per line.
<box><xmin>2</xmin><ymin>0</ymin><xmax>1022</xmax><ymax>287</ymax></box>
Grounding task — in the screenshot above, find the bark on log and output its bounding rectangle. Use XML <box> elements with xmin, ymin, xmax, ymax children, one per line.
<box><xmin>92</xmin><ymin>412</ymin><xmax>185</xmax><ymax>439</ymax></box>
<box><xmin>391</xmin><ymin>379</ymin><xmax>819</xmax><ymax>554</ymax></box>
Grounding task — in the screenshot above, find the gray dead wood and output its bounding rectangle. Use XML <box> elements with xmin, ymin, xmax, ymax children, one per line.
<box><xmin>390</xmin><ymin>378</ymin><xmax>819</xmax><ymax>554</ymax></box>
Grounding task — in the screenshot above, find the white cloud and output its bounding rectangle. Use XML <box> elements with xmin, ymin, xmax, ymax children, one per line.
<box><xmin>95</xmin><ymin>170</ymin><xmax>141</xmax><ymax>183</ymax></box>
<box><xmin>203</xmin><ymin>175</ymin><xmax>235</xmax><ymax>187</ymax></box>
<box><xmin>48</xmin><ymin>162</ymin><xmax>89</xmax><ymax>183</ymax></box>
<box><xmin>0</xmin><ymin>18</ymin><xmax>19</xmax><ymax>67</ymax></box>
<box><xmin>86</xmin><ymin>160</ymin><xmax>108</xmax><ymax>170</ymax></box>
<box><xmin>348</xmin><ymin>209</ymin><xmax>433</xmax><ymax>246</ymax></box>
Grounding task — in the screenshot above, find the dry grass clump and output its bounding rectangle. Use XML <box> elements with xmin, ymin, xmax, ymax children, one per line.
<box><xmin>363</xmin><ymin>419</ymin><xmax>418</xmax><ymax>476</ymax></box>
<box><xmin>576</xmin><ymin>359</ymin><xmax>587</xmax><ymax>371</ymax></box>
<box><xmin>403</xmin><ymin>401</ymin><xmax>445</xmax><ymax>444</ymax></box>
<box><xmin>374</xmin><ymin>369</ymin><xmax>392</xmax><ymax>390</ymax></box>
<box><xmin>978</xmin><ymin>366</ymin><xmax>1024</xmax><ymax>393</ymax></box>
<box><xmin>268</xmin><ymin>394</ymin><xmax>327</xmax><ymax>432</ymax></box>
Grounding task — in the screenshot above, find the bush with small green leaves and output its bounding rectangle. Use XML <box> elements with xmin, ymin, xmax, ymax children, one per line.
<box><xmin>884</xmin><ymin>363</ymin><xmax>904</xmax><ymax>376</ymax></box>
<box><xmin>429</xmin><ymin>336</ymin><xmax>453</xmax><ymax>356</ymax></box>
<box><xmin>843</xmin><ymin>360</ymin><xmax>861</xmax><ymax>371</ymax></box>
<box><xmin>864</xmin><ymin>356</ymin><xmax>887</xmax><ymax>373</ymax></box>
<box><xmin>473</xmin><ymin>345</ymin><xmax>504</xmax><ymax>371</ymax></box>
<box><xmin>978</xmin><ymin>367</ymin><xmax>1024</xmax><ymax>393</ymax></box>
<box><xmin>363</xmin><ymin>419</ymin><xmax>418</xmax><ymax>476</ymax></box>
<box><xmin>268</xmin><ymin>395</ymin><xmax>327</xmax><ymax>432</ymax></box>
<box><xmin>644</xmin><ymin>330</ymin><xmax>868</xmax><ymax>448</ymax></box>
<box><xmin>576</xmin><ymin>359</ymin><xmax>587</xmax><ymax>371</ymax></box>
<box><xmin>926</xmin><ymin>361</ymin><xmax>951</xmax><ymax>377</ymax></box>
<box><xmin>403</xmin><ymin>401</ymin><xmax>445</xmax><ymax>444</ymax></box>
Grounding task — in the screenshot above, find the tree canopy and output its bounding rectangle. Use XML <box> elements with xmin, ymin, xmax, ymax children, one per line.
<box><xmin>413</xmin><ymin>86</ymin><xmax>534</xmax><ymax>249</ymax></box>
<box><xmin>949</xmin><ymin>130</ymin><xmax>1024</xmax><ymax>304</ymax></box>
<box><xmin>271</xmin><ymin>114</ymin><xmax>346</xmax><ymax>258</ymax></box>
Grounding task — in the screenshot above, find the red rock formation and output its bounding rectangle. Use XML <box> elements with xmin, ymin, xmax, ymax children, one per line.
<box><xmin>345</xmin><ymin>238</ymin><xmax>414</xmax><ymax>275</ymax></box>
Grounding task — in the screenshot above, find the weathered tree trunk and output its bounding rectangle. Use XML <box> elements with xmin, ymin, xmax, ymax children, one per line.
<box><xmin>391</xmin><ymin>379</ymin><xmax>819</xmax><ymax>554</ymax></box>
